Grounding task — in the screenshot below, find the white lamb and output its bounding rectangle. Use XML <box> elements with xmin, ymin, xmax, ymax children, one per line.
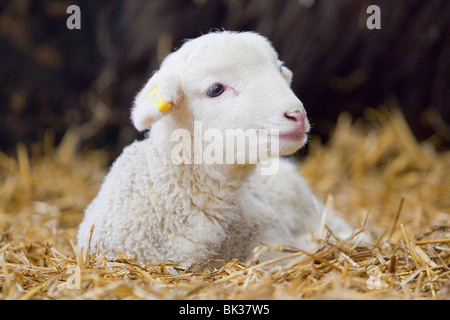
<box><xmin>77</xmin><ymin>31</ymin><xmax>361</xmax><ymax>266</ymax></box>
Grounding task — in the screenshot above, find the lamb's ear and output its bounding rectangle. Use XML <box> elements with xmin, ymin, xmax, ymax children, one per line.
<box><xmin>280</xmin><ymin>65</ymin><xmax>293</xmax><ymax>87</ymax></box>
<box><xmin>131</xmin><ymin>62</ymin><xmax>182</xmax><ymax>131</ymax></box>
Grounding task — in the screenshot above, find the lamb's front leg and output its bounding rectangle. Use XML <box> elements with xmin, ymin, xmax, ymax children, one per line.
<box><xmin>165</xmin><ymin>213</ymin><xmax>232</xmax><ymax>265</ymax></box>
<box><xmin>255</xmin><ymin>159</ymin><xmax>367</xmax><ymax>250</ymax></box>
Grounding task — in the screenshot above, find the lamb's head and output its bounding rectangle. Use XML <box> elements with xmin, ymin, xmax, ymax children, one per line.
<box><xmin>132</xmin><ymin>31</ymin><xmax>310</xmax><ymax>161</ymax></box>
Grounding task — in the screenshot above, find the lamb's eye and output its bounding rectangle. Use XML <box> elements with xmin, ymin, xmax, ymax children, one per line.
<box><xmin>207</xmin><ymin>83</ymin><xmax>225</xmax><ymax>97</ymax></box>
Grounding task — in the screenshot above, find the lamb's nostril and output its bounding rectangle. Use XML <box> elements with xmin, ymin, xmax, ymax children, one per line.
<box><xmin>284</xmin><ymin>110</ymin><xmax>306</xmax><ymax>123</ymax></box>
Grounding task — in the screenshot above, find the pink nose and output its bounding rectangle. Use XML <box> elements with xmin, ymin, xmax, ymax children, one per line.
<box><xmin>284</xmin><ymin>111</ymin><xmax>306</xmax><ymax>131</ymax></box>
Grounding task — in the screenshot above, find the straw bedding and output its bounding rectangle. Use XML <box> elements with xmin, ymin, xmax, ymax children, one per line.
<box><xmin>0</xmin><ymin>108</ymin><xmax>449</xmax><ymax>300</ymax></box>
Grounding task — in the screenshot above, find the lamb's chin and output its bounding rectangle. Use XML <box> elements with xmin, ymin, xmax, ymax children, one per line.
<box><xmin>278</xmin><ymin>134</ymin><xmax>308</xmax><ymax>156</ymax></box>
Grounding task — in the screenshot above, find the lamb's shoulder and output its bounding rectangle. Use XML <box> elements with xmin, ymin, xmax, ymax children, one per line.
<box><xmin>77</xmin><ymin>140</ymin><xmax>157</xmax><ymax>255</ymax></box>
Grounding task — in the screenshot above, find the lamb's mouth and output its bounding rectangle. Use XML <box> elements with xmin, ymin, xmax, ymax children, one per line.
<box><xmin>278</xmin><ymin>131</ymin><xmax>307</xmax><ymax>141</ymax></box>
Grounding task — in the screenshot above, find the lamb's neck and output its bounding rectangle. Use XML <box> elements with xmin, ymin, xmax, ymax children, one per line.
<box><xmin>148</xmin><ymin>121</ymin><xmax>255</xmax><ymax>206</ymax></box>
<box><xmin>192</xmin><ymin>162</ymin><xmax>255</xmax><ymax>199</ymax></box>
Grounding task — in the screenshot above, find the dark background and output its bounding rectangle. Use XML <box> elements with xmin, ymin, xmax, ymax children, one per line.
<box><xmin>1</xmin><ymin>0</ymin><xmax>449</xmax><ymax>157</ymax></box>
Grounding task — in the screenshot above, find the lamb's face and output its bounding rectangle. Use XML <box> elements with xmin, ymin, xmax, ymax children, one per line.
<box><xmin>179</xmin><ymin>32</ymin><xmax>310</xmax><ymax>157</ymax></box>
<box><xmin>132</xmin><ymin>31</ymin><xmax>310</xmax><ymax>161</ymax></box>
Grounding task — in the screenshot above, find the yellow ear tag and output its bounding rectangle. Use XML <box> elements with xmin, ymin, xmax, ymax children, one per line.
<box><xmin>148</xmin><ymin>87</ymin><xmax>171</xmax><ymax>113</ymax></box>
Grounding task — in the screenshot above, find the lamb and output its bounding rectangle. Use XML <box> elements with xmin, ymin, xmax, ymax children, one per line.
<box><xmin>77</xmin><ymin>31</ymin><xmax>363</xmax><ymax>266</ymax></box>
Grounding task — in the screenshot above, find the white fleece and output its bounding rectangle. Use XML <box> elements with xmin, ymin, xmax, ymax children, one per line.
<box><xmin>77</xmin><ymin>31</ymin><xmax>364</xmax><ymax>265</ymax></box>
